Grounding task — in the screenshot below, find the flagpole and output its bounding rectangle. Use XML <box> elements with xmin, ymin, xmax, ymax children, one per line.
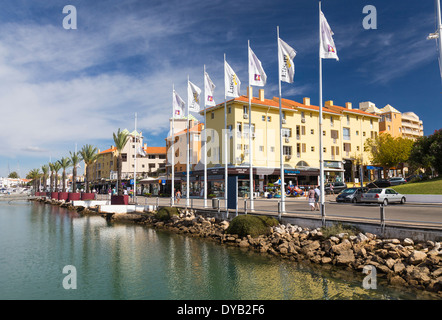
<box><xmin>224</xmin><ymin>54</ymin><xmax>229</xmax><ymax>215</ymax></box>
<box><xmin>437</xmin><ymin>0</ymin><xmax>442</xmax><ymax>81</ymax></box>
<box><xmin>247</xmin><ymin>40</ymin><xmax>254</xmax><ymax>211</ymax></box>
<box><xmin>277</xmin><ymin>26</ymin><xmax>286</xmax><ymax>215</ymax></box>
<box><xmin>171</xmin><ymin>84</ymin><xmax>175</xmax><ymax>206</ymax></box>
<box><xmin>203</xmin><ymin>65</ymin><xmax>208</xmax><ymax>208</ymax></box>
<box><xmin>187</xmin><ymin>75</ymin><xmax>190</xmax><ymax>209</ymax></box>
<box><xmin>319</xmin><ymin>0</ymin><xmax>326</xmax><ymax>225</ymax></box>
<box><xmin>134</xmin><ymin>112</ymin><xmax>137</xmax><ymax>204</ymax></box>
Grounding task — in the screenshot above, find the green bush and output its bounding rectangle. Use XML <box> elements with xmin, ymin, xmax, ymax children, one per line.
<box><xmin>155</xmin><ymin>207</ymin><xmax>179</xmax><ymax>221</ymax></box>
<box><xmin>320</xmin><ymin>222</ymin><xmax>361</xmax><ymax>239</ymax></box>
<box><xmin>226</xmin><ymin>215</ymin><xmax>279</xmax><ymax>238</ymax></box>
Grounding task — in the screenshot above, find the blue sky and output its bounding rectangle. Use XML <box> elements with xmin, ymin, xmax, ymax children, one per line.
<box><xmin>0</xmin><ymin>0</ymin><xmax>440</xmax><ymax>177</ymax></box>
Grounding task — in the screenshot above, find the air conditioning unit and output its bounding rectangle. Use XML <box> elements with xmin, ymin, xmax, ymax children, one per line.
<box><xmin>282</xmin><ymin>119</ymin><xmax>286</xmax><ymax>124</ymax></box>
<box><xmin>285</xmin><ymin>137</ymin><xmax>290</xmax><ymax>143</ymax></box>
<box><xmin>301</xmin><ymin>118</ymin><xmax>306</xmax><ymax>123</ymax></box>
<box><xmin>243</xmin><ymin>114</ymin><xmax>249</xmax><ymax>119</ymax></box>
<box><xmin>285</xmin><ymin>155</ymin><xmax>292</xmax><ymax>160</ymax></box>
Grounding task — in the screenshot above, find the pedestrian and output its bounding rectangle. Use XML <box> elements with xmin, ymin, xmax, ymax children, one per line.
<box><xmin>314</xmin><ymin>185</ymin><xmax>320</xmax><ymax>211</ymax></box>
<box><xmin>330</xmin><ymin>183</ymin><xmax>334</xmax><ymax>195</ymax></box>
<box><xmin>175</xmin><ymin>189</ymin><xmax>181</xmax><ymax>204</ymax></box>
<box><xmin>307</xmin><ymin>187</ymin><xmax>316</xmax><ymax>211</ymax></box>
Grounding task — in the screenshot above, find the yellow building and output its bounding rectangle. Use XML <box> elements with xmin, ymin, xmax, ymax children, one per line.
<box><xmin>198</xmin><ymin>88</ymin><xmax>380</xmax><ymax>192</ymax></box>
<box><xmin>359</xmin><ymin>102</ymin><xmax>424</xmax><ymax>140</ymax></box>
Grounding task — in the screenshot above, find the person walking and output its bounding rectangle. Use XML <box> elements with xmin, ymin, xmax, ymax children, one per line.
<box><xmin>314</xmin><ymin>185</ymin><xmax>320</xmax><ymax>211</ymax></box>
<box><xmin>175</xmin><ymin>189</ymin><xmax>181</xmax><ymax>204</ymax></box>
<box><xmin>307</xmin><ymin>187</ymin><xmax>316</xmax><ymax>211</ymax></box>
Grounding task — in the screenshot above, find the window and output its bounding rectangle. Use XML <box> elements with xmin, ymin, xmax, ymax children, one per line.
<box><xmin>211</xmin><ymin>112</ymin><xmax>214</xmax><ymax>119</ymax></box>
<box><xmin>343</xmin><ymin>127</ymin><xmax>351</xmax><ymax>140</ymax></box>
<box><xmin>330</xmin><ymin>130</ymin><xmax>339</xmax><ymax>139</ymax></box>
<box><xmin>228</xmin><ymin>106</ymin><xmax>231</xmax><ymax>114</ymax></box>
<box><xmin>300</xmin><ymin>111</ymin><xmax>305</xmax><ymax>120</ymax></box>
<box><xmin>142</xmin><ymin>164</ymin><xmax>145</xmax><ymax>168</ymax></box>
<box><xmin>363</xmin><ymin>131</ymin><xmax>366</xmax><ymax>136</ymax></box>
<box><xmin>236</xmin><ymin>122</ymin><xmax>242</xmax><ymax>138</ymax></box>
<box><xmin>323</xmin><ymin>130</ymin><xmax>326</xmax><ymax>136</ymax></box>
<box><xmin>357</xmin><ymin>146</ymin><xmax>360</xmax><ymax>151</ymax></box>
<box><xmin>267</xmin><ymin>116</ymin><xmax>271</xmax><ymax>122</ymax></box>
<box><xmin>302</xmin><ymin>143</ymin><xmax>306</xmax><ymax>153</ymax></box>
<box><xmin>243</xmin><ymin>105</ymin><xmax>248</xmax><ymax>114</ymax></box>
<box><xmin>282</xmin><ymin>128</ymin><xmax>291</xmax><ymax>137</ymax></box>
<box><xmin>311</xmin><ymin>146</ymin><xmax>315</xmax><ymax>152</ymax></box>
<box><xmin>237</xmin><ymin>144</ymin><xmax>242</xmax><ymax>150</ymax></box>
<box><xmin>296</xmin><ymin>143</ymin><xmax>301</xmax><ymax>155</ymax></box>
<box><xmin>159</xmin><ymin>155</ymin><xmax>166</xmax><ymax>159</ymax></box>
<box><xmin>283</xmin><ymin>146</ymin><xmax>292</xmax><ymax>156</ymax></box>
<box><xmin>270</xmin><ymin>146</ymin><xmax>275</xmax><ymax>152</ymax></box>
<box><xmin>343</xmin><ymin>143</ymin><xmax>351</xmax><ymax>152</ymax></box>
<box><xmin>323</xmin><ymin>147</ymin><xmax>327</xmax><ymax>153</ymax></box>
<box><xmin>370</xmin><ymin>119</ymin><xmax>373</xmax><ymax>129</ymax></box>
<box><xmin>148</xmin><ymin>155</ymin><xmax>155</xmax><ymax>159</ymax></box>
<box><xmin>356</xmin><ymin>130</ymin><xmax>359</xmax><ymax>136</ymax></box>
<box><xmin>259</xmin><ymin>146</ymin><xmax>264</xmax><ymax>152</ymax></box>
<box><xmin>330</xmin><ymin>116</ymin><xmax>334</xmax><ymax>127</ymax></box>
<box><xmin>347</xmin><ymin>115</ymin><xmax>350</xmax><ymax>125</ymax></box>
<box><xmin>336</xmin><ymin>146</ymin><xmax>339</xmax><ymax>155</ymax></box>
<box><xmin>283</xmin><ymin>111</ymin><xmax>286</xmax><ymax>120</ymax></box>
<box><xmin>122</xmin><ymin>153</ymin><xmax>127</xmax><ymax>162</ymax></box>
<box><xmin>301</xmin><ymin>126</ymin><xmax>306</xmax><ymax>135</ymax></box>
<box><xmin>311</xmin><ymin>129</ymin><xmax>314</xmax><ymax>135</ymax></box>
<box><xmin>262</xmin><ymin>115</ymin><xmax>265</xmax><ymax>121</ymax></box>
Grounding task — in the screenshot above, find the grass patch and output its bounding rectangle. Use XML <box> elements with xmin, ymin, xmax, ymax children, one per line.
<box><xmin>390</xmin><ymin>177</ymin><xmax>442</xmax><ymax>195</ymax></box>
<box><xmin>155</xmin><ymin>207</ymin><xmax>179</xmax><ymax>221</ymax></box>
<box><xmin>226</xmin><ymin>215</ymin><xmax>279</xmax><ymax>238</ymax></box>
<box><xmin>320</xmin><ymin>222</ymin><xmax>361</xmax><ymax>239</ymax></box>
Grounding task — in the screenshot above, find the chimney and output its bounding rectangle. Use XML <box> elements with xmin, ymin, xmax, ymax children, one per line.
<box><xmin>303</xmin><ymin>97</ymin><xmax>310</xmax><ymax>106</ymax></box>
<box><xmin>345</xmin><ymin>102</ymin><xmax>352</xmax><ymax>109</ymax></box>
<box><xmin>259</xmin><ymin>89</ymin><xmax>264</xmax><ymax>101</ymax></box>
<box><xmin>325</xmin><ymin>100</ymin><xmax>333</xmax><ymax>107</ymax></box>
<box><xmin>247</xmin><ymin>86</ymin><xmax>253</xmax><ymax>99</ymax></box>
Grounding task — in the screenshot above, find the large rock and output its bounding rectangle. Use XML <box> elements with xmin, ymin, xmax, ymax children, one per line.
<box><xmin>336</xmin><ymin>249</ymin><xmax>355</xmax><ymax>265</ymax></box>
<box><xmin>409</xmin><ymin>250</ymin><xmax>427</xmax><ymax>265</ymax></box>
<box><xmin>331</xmin><ymin>239</ymin><xmax>352</xmax><ymax>255</ymax></box>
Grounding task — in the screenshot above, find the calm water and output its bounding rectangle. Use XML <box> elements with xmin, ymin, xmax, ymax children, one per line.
<box><xmin>0</xmin><ymin>201</ymin><xmax>434</xmax><ymax>300</ymax></box>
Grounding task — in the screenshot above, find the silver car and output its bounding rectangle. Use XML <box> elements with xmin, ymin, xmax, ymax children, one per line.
<box><xmin>360</xmin><ymin>188</ymin><xmax>406</xmax><ymax>205</ymax></box>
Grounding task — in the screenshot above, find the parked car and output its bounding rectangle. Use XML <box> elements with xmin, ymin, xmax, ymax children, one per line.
<box><xmin>388</xmin><ymin>177</ymin><xmax>407</xmax><ymax>186</ymax></box>
<box><xmin>336</xmin><ymin>187</ymin><xmax>369</xmax><ymax>203</ymax></box>
<box><xmin>325</xmin><ymin>181</ymin><xmax>348</xmax><ymax>194</ymax></box>
<box><xmin>360</xmin><ymin>188</ymin><xmax>406</xmax><ymax>205</ymax></box>
<box><xmin>366</xmin><ymin>179</ymin><xmax>391</xmax><ymax>188</ymax></box>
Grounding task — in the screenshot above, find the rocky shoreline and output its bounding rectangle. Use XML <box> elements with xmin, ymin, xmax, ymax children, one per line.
<box><xmin>36</xmin><ymin>198</ymin><xmax>442</xmax><ymax>297</ymax></box>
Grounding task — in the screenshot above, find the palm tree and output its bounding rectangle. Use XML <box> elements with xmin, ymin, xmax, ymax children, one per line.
<box><xmin>41</xmin><ymin>165</ymin><xmax>49</xmax><ymax>191</ymax></box>
<box><xmin>113</xmin><ymin>129</ymin><xmax>130</xmax><ymax>196</ymax></box>
<box><xmin>69</xmin><ymin>151</ymin><xmax>81</xmax><ymax>193</ymax></box>
<box><xmin>49</xmin><ymin>162</ymin><xmax>55</xmax><ymax>192</ymax></box>
<box><xmin>52</xmin><ymin>162</ymin><xmax>62</xmax><ymax>192</ymax></box>
<box><xmin>58</xmin><ymin>157</ymin><xmax>72</xmax><ymax>192</ymax></box>
<box><xmin>26</xmin><ymin>169</ymin><xmax>41</xmax><ymax>194</ymax></box>
<box><xmin>79</xmin><ymin>144</ymin><xmax>98</xmax><ymax>193</ymax></box>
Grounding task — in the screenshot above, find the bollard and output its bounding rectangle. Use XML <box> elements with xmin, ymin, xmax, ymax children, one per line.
<box><xmin>278</xmin><ymin>201</ymin><xmax>282</xmax><ymax>222</ymax></box>
<box><xmin>244</xmin><ymin>198</ymin><xmax>248</xmax><ymax>215</ymax></box>
<box><xmin>156</xmin><ymin>197</ymin><xmax>159</xmax><ymax>210</ymax></box>
<box><xmin>380</xmin><ymin>204</ymin><xmax>385</xmax><ymax>233</ymax></box>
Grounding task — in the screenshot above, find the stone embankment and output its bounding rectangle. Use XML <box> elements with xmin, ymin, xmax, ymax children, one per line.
<box><xmin>35</xmin><ymin>198</ymin><xmax>442</xmax><ymax>296</ymax></box>
<box><xmin>141</xmin><ymin>210</ymin><xmax>442</xmax><ymax>296</ymax></box>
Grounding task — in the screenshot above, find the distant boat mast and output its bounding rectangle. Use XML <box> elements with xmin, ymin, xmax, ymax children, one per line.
<box><xmin>427</xmin><ymin>0</ymin><xmax>442</xmax><ymax>82</ymax></box>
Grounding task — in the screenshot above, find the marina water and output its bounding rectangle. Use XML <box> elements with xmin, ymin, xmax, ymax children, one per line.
<box><xmin>0</xmin><ymin>201</ymin><xmax>431</xmax><ymax>300</ymax></box>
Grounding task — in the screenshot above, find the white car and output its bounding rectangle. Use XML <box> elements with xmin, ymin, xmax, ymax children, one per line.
<box><xmin>360</xmin><ymin>188</ymin><xmax>406</xmax><ymax>205</ymax></box>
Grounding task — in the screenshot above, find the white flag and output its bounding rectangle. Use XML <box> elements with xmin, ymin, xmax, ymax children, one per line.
<box><xmin>173</xmin><ymin>90</ymin><xmax>185</xmax><ymax>118</ymax></box>
<box><xmin>188</xmin><ymin>81</ymin><xmax>202</xmax><ymax>112</ymax></box>
<box><xmin>278</xmin><ymin>38</ymin><xmax>297</xmax><ymax>83</ymax></box>
<box><xmin>320</xmin><ymin>11</ymin><xmax>339</xmax><ymax>61</ymax></box>
<box><xmin>137</xmin><ymin>146</ymin><xmax>147</xmax><ymax>157</ymax></box>
<box><xmin>204</xmin><ymin>71</ymin><xmax>216</xmax><ymax>107</ymax></box>
<box><xmin>248</xmin><ymin>46</ymin><xmax>267</xmax><ymax>86</ymax></box>
<box><xmin>224</xmin><ymin>60</ymin><xmax>241</xmax><ymax>98</ymax></box>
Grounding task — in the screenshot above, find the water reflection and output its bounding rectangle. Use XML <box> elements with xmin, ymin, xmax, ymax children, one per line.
<box><xmin>0</xmin><ymin>202</ymin><xmax>436</xmax><ymax>300</ymax></box>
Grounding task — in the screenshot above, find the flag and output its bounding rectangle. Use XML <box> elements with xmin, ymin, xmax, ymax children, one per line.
<box><xmin>224</xmin><ymin>60</ymin><xmax>241</xmax><ymax>98</ymax></box>
<box><xmin>278</xmin><ymin>38</ymin><xmax>297</xmax><ymax>83</ymax></box>
<box><xmin>173</xmin><ymin>90</ymin><xmax>185</xmax><ymax>118</ymax></box>
<box><xmin>320</xmin><ymin>11</ymin><xmax>339</xmax><ymax>61</ymax></box>
<box><xmin>248</xmin><ymin>46</ymin><xmax>267</xmax><ymax>86</ymax></box>
<box><xmin>204</xmin><ymin>71</ymin><xmax>216</xmax><ymax>107</ymax></box>
<box><xmin>137</xmin><ymin>146</ymin><xmax>147</xmax><ymax>157</ymax></box>
<box><xmin>188</xmin><ymin>81</ymin><xmax>202</xmax><ymax>112</ymax></box>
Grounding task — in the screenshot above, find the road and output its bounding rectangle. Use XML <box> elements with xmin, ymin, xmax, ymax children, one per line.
<box><xmin>134</xmin><ymin>195</ymin><xmax>442</xmax><ymax>229</ymax></box>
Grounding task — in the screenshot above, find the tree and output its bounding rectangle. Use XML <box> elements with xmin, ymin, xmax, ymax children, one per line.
<box><xmin>8</xmin><ymin>171</ymin><xmax>19</xmax><ymax>179</ymax></box>
<box><xmin>49</xmin><ymin>163</ymin><xmax>55</xmax><ymax>192</ymax></box>
<box><xmin>52</xmin><ymin>162</ymin><xmax>62</xmax><ymax>192</ymax></box>
<box><xmin>41</xmin><ymin>165</ymin><xmax>49</xmax><ymax>191</ymax></box>
<box><xmin>26</xmin><ymin>169</ymin><xmax>41</xmax><ymax>192</ymax></box>
<box><xmin>113</xmin><ymin>129</ymin><xmax>130</xmax><ymax>196</ymax></box>
<box><xmin>79</xmin><ymin>144</ymin><xmax>98</xmax><ymax>193</ymax></box>
<box><xmin>58</xmin><ymin>157</ymin><xmax>72</xmax><ymax>192</ymax></box>
<box><xmin>364</xmin><ymin>133</ymin><xmax>414</xmax><ymax>177</ymax></box>
<box><xmin>409</xmin><ymin>129</ymin><xmax>442</xmax><ymax>176</ymax></box>
<box><xmin>69</xmin><ymin>151</ymin><xmax>81</xmax><ymax>193</ymax></box>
